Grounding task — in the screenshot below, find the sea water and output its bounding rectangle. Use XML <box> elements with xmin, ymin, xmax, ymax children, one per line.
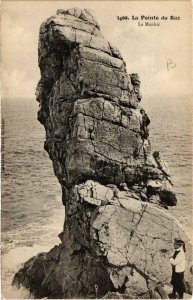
<box><xmin>1</xmin><ymin>97</ymin><xmax>192</xmax><ymax>298</ymax></box>
<box><xmin>1</xmin><ymin>99</ymin><xmax>63</xmax><ymax>298</ymax></box>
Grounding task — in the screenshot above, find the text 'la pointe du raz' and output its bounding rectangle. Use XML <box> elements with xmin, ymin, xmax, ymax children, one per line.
<box><xmin>117</xmin><ymin>15</ymin><xmax>181</xmax><ymax>26</ymax></box>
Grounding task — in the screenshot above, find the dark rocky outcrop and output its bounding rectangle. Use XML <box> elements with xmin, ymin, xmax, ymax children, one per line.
<box><xmin>13</xmin><ymin>8</ymin><xmax>192</xmax><ymax>298</ymax></box>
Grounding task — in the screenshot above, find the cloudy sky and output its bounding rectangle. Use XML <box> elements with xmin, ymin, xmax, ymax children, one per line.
<box><xmin>1</xmin><ymin>0</ymin><xmax>192</xmax><ymax>103</ymax></box>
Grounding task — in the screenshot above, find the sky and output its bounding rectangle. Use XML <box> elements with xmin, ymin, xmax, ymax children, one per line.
<box><xmin>1</xmin><ymin>0</ymin><xmax>192</xmax><ymax>104</ymax></box>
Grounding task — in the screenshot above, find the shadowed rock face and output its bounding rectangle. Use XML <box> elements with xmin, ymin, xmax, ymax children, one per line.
<box><xmin>13</xmin><ymin>8</ymin><xmax>192</xmax><ymax>299</ymax></box>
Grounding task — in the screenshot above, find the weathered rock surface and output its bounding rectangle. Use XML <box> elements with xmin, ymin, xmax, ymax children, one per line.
<box><xmin>13</xmin><ymin>8</ymin><xmax>192</xmax><ymax>299</ymax></box>
<box><xmin>13</xmin><ymin>181</ymin><xmax>192</xmax><ymax>298</ymax></box>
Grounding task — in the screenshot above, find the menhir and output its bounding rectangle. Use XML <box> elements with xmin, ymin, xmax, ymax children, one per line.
<box><xmin>12</xmin><ymin>8</ymin><xmax>192</xmax><ymax>299</ymax></box>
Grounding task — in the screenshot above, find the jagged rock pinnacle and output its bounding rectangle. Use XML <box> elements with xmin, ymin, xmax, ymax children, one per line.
<box><xmin>13</xmin><ymin>8</ymin><xmax>192</xmax><ymax>299</ymax></box>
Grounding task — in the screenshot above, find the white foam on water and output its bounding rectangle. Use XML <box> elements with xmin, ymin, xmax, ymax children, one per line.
<box><xmin>2</xmin><ymin>286</ymin><xmax>32</xmax><ymax>300</ymax></box>
<box><xmin>1</xmin><ymin>245</ymin><xmax>52</xmax><ymax>299</ymax></box>
<box><xmin>1</xmin><ymin>202</ymin><xmax>64</xmax><ymax>299</ymax></box>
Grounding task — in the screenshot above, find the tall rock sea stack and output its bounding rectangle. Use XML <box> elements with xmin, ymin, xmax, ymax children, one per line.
<box><xmin>13</xmin><ymin>8</ymin><xmax>192</xmax><ymax>299</ymax></box>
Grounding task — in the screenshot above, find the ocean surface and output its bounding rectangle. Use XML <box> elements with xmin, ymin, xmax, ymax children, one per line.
<box><xmin>1</xmin><ymin>97</ymin><xmax>192</xmax><ymax>298</ymax></box>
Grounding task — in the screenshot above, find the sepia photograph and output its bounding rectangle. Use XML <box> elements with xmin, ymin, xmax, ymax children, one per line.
<box><xmin>1</xmin><ymin>0</ymin><xmax>192</xmax><ymax>299</ymax></box>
